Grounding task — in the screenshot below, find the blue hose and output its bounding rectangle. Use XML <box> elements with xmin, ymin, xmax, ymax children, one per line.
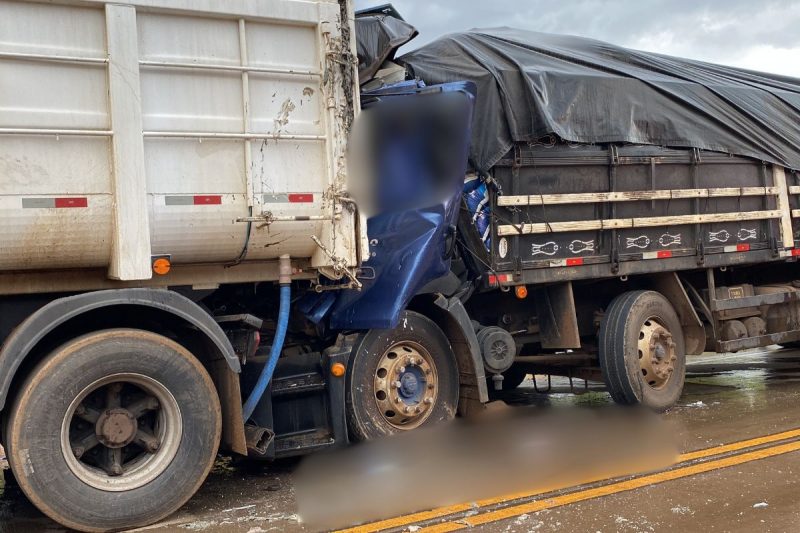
<box><xmin>242</xmin><ymin>283</ymin><xmax>291</xmax><ymax>422</ymax></box>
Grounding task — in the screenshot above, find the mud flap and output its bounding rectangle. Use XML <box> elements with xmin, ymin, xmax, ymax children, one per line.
<box><xmin>413</xmin><ymin>294</ymin><xmax>489</xmax><ymax>415</ymax></box>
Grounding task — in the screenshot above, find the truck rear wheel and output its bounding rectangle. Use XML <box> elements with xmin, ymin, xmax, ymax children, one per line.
<box><xmin>599</xmin><ymin>291</ymin><xmax>686</xmax><ymax>411</ymax></box>
<box><xmin>6</xmin><ymin>329</ymin><xmax>221</xmax><ymax>532</ymax></box>
<box><xmin>346</xmin><ymin>311</ymin><xmax>459</xmax><ymax>440</ymax></box>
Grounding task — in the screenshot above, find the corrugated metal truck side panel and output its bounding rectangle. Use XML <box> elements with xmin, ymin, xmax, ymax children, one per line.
<box><xmin>0</xmin><ymin>0</ymin><xmax>360</xmax><ymax>285</ymax></box>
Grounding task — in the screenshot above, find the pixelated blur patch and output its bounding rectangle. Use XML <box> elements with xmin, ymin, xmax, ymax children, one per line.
<box><xmin>295</xmin><ymin>405</ymin><xmax>678</xmax><ymax>530</ymax></box>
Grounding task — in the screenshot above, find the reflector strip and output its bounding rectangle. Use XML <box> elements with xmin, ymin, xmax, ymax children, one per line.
<box><xmin>547</xmin><ymin>258</ymin><xmax>585</xmax><ymax>267</ymax></box>
<box><xmin>288</xmin><ymin>193</ymin><xmax>314</xmax><ymax>203</ymax></box>
<box><xmin>488</xmin><ymin>273</ymin><xmax>513</xmax><ymax>286</ymax></box>
<box><xmin>22</xmin><ymin>197</ymin><xmax>87</xmax><ymax>208</ymax></box>
<box><xmin>263</xmin><ymin>193</ymin><xmax>316</xmax><ymax>203</ymax></box>
<box><xmin>193</xmin><ymin>195</ymin><xmax>222</xmax><ymax>205</ymax></box>
<box><xmin>643</xmin><ymin>250</ymin><xmax>673</xmax><ymax>259</ymax></box>
<box><xmin>164</xmin><ymin>195</ymin><xmax>222</xmax><ymax>206</ymax></box>
<box><xmin>724</xmin><ymin>244</ymin><xmax>751</xmax><ymax>252</ymax></box>
<box><xmin>55</xmin><ymin>197</ymin><xmax>88</xmax><ymax>208</ymax></box>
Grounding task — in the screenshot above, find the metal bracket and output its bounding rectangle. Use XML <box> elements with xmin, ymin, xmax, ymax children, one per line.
<box><xmin>609</xmin><ymin>145</ymin><xmax>620</xmax><ymax>274</ymax></box>
<box><xmin>236</xmin><ymin>212</ymin><xmax>332</xmax><ymax>224</ymax></box>
<box><xmin>310</xmin><ymin>235</ymin><xmax>363</xmax><ymax>291</ymax></box>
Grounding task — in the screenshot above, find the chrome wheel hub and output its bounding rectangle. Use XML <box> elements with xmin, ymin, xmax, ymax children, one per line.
<box><xmin>61</xmin><ymin>373</ymin><xmax>182</xmax><ymax>491</ymax></box>
<box><xmin>373</xmin><ymin>341</ymin><xmax>438</xmax><ymax>429</ymax></box>
<box><xmin>637</xmin><ymin>318</ymin><xmax>677</xmax><ymax>389</ymax></box>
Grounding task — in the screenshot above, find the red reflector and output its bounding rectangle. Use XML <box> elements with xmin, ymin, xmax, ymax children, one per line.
<box><xmin>566</xmin><ymin>258</ymin><xmax>584</xmax><ymax>266</ymax></box>
<box><xmin>656</xmin><ymin>250</ymin><xmax>672</xmax><ymax>259</ymax></box>
<box><xmin>736</xmin><ymin>244</ymin><xmax>750</xmax><ymax>252</ymax></box>
<box><xmin>54</xmin><ymin>197</ymin><xmax>87</xmax><ymax>208</ymax></box>
<box><xmin>488</xmin><ymin>275</ymin><xmax>498</xmax><ymax>286</ymax></box>
<box><xmin>288</xmin><ymin>193</ymin><xmax>314</xmax><ymax>203</ymax></box>
<box><xmin>499</xmin><ymin>274</ymin><xmax>513</xmax><ymax>283</ymax></box>
<box><xmin>792</xmin><ymin>249</ymin><xmax>800</xmax><ymax>257</ymax></box>
<box><xmin>193</xmin><ymin>195</ymin><xmax>222</xmax><ymax>205</ymax></box>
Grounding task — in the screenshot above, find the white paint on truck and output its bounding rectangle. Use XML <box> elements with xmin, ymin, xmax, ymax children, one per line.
<box><xmin>0</xmin><ymin>0</ymin><xmax>362</xmax><ymax>287</ymax></box>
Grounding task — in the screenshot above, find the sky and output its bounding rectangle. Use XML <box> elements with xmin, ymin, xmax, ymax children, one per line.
<box><xmin>354</xmin><ymin>0</ymin><xmax>800</xmax><ymax>78</ymax></box>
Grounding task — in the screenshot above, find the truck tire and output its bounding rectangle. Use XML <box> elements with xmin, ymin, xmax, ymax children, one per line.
<box><xmin>5</xmin><ymin>329</ymin><xmax>221</xmax><ymax>532</ymax></box>
<box><xmin>598</xmin><ymin>291</ymin><xmax>686</xmax><ymax>411</ymax></box>
<box><xmin>346</xmin><ymin>311</ymin><xmax>459</xmax><ymax>441</ymax></box>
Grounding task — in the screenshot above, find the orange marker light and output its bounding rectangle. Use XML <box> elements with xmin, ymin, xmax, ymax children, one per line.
<box><xmin>152</xmin><ymin>257</ymin><xmax>171</xmax><ymax>275</ymax></box>
<box><xmin>330</xmin><ymin>362</ymin><xmax>346</xmax><ymax>377</ymax></box>
<box><xmin>515</xmin><ymin>285</ymin><xmax>528</xmax><ymax>299</ymax></box>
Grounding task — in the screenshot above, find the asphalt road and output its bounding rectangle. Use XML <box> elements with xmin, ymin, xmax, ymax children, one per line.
<box><xmin>3</xmin><ymin>347</ymin><xmax>800</xmax><ymax>533</ymax></box>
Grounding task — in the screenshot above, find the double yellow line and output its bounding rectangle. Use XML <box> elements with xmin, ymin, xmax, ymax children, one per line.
<box><xmin>337</xmin><ymin>428</ymin><xmax>800</xmax><ymax>533</ymax></box>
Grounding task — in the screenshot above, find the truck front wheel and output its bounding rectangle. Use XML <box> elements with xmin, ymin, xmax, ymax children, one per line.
<box><xmin>5</xmin><ymin>329</ymin><xmax>221</xmax><ymax>532</ymax></box>
<box><xmin>598</xmin><ymin>291</ymin><xmax>686</xmax><ymax>411</ymax></box>
<box><xmin>346</xmin><ymin>311</ymin><xmax>459</xmax><ymax>440</ymax></box>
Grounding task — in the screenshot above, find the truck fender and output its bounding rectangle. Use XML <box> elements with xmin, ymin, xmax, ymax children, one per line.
<box><xmin>410</xmin><ymin>294</ymin><xmax>489</xmax><ymax>414</ymax></box>
<box><xmin>0</xmin><ymin>288</ymin><xmax>239</xmax><ymax>411</ymax></box>
<box><xmin>651</xmin><ymin>273</ymin><xmax>706</xmax><ymax>355</ymax></box>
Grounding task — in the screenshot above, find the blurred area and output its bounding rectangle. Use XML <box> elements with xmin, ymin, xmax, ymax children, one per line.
<box><xmin>295</xmin><ymin>405</ymin><xmax>678</xmax><ymax>530</ymax></box>
<box><xmin>5</xmin><ymin>347</ymin><xmax>800</xmax><ymax>532</ymax></box>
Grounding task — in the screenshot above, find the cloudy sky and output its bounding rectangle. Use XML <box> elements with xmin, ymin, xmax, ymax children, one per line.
<box><xmin>354</xmin><ymin>0</ymin><xmax>800</xmax><ymax>78</ymax></box>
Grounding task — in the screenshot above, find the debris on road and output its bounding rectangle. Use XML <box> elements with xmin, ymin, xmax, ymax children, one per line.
<box><xmin>685</xmin><ymin>401</ymin><xmax>707</xmax><ymax>408</ymax></box>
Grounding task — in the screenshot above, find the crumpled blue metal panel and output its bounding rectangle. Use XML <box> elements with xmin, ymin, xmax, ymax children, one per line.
<box><xmin>318</xmin><ymin>81</ymin><xmax>475</xmax><ymax>330</ymax></box>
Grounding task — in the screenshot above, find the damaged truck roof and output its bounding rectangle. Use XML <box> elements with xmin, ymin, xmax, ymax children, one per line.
<box><xmin>398</xmin><ymin>28</ymin><xmax>800</xmax><ymax>173</ymax></box>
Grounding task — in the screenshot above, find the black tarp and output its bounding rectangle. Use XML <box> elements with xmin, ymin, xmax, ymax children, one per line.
<box><xmin>355</xmin><ymin>14</ymin><xmax>417</xmax><ymax>85</ymax></box>
<box><xmin>399</xmin><ymin>28</ymin><xmax>800</xmax><ymax>173</ymax></box>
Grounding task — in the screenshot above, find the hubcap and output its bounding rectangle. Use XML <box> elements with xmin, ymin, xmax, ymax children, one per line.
<box><xmin>96</xmin><ymin>408</ymin><xmax>138</xmax><ymax>448</ymax></box>
<box><xmin>373</xmin><ymin>341</ymin><xmax>438</xmax><ymax>429</ymax></box>
<box><xmin>637</xmin><ymin>318</ymin><xmax>677</xmax><ymax>389</ymax></box>
<box><xmin>61</xmin><ymin>373</ymin><xmax>182</xmax><ymax>491</ymax></box>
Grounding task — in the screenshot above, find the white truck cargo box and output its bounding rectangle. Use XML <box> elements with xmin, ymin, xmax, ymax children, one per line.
<box><xmin>0</xmin><ymin>0</ymin><xmax>362</xmax><ymax>291</ymax></box>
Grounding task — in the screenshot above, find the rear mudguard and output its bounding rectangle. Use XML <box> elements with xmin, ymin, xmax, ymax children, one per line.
<box><xmin>411</xmin><ymin>294</ymin><xmax>489</xmax><ymax>409</ymax></box>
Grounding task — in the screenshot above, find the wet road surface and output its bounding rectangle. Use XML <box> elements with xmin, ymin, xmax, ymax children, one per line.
<box><xmin>3</xmin><ymin>347</ymin><xmax>800</xmax><ymax>532</ymax></box>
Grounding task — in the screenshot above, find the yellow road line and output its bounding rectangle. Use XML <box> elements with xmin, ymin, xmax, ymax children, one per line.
<box><xmin>336</xmin><ymin>427</ymin><xmax>800</xmax><ymax>533</ymax></box>
<box><xmin>422</xmin><ymin>440</ymin><xmax>800</xmax><ymax>532</ymax></box>
<box><xmin>677</xmin><ymin>427</ymin><xmax>800</xmax><ymax>462</ymax></box>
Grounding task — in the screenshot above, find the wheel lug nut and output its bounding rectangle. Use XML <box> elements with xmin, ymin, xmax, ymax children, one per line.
<box><xmin>398</xmin><ymin>366</ymin><xmax>406</xmax><ymax>374</ymax></box>
<box><xmin>72</xmin><ymin>447</ymin><xmax>84</xmax><ymax>458</ymax></box>
<box><xmin>415</xmin><ymin>407</ymin><xmax>421</xmax><ymax>413</ymax></box>
<box><xmin>404</xmin><ymin>407</ymin><xmax>411</xmax><ymax>414</ymax></box>
<box><xmin>424</xmin><ymin>398</ymin><xmax>433</xmax><ymax>404</ymax></box>
<box><xmin>394</xmin><ymin>381</ymin><xmax>402</xmax><ymax>388</ymax></box>
<box><xmin>110</xmin><ymin>464</ymin><xmax>123</xmax><ymax>476</ymax></box>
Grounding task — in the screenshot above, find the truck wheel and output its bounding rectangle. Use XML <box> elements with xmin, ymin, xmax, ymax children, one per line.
<box><xmin>346</xmin><ymin>311</ymin><xmax>459</xmax><ymax>440</ymax></box>
<box><xmin>598</xmin><ymin>291</ymin><xmax>686</xmax><ymax>411</ymax></box>
<box><xmin>6</xmin><ymin>329</ymin><xmax>221</xmax><ymax>532</ymax></box>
